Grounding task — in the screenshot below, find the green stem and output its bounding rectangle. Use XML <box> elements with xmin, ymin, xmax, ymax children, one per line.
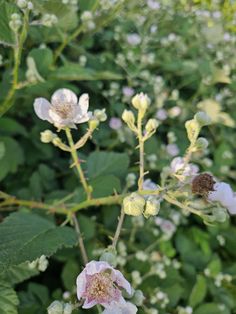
<box><xmin>137</xmin><ymin>112</ymin><xmax>145</xmax><ymax>191</ymax></box>
<box><xmin>0</xmin><ymin>10</ymin><xmax>29</xmax><ymax>116</ymax></box>
<box><xmin>65</xmin><ymin>128</ymin><xmax>92</xmax><ymax>200</ymax></box>
<box><xmin>112</xmin><ymin>208</ymin><xmax>125</xmax><ymax>249</ymax></box>
<box><xmin>72</xmin><ymin>213</ymin><xmax>88</xmax><ymax>264</ymax></box>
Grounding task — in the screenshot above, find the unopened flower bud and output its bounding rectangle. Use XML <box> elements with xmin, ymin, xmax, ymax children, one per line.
<box><xmin>126</xmin><ymin>173</ymin><xmax>136</xmax><ymax>188</ymax></box>
<box><xmin>194</xmin><ymin>111</ymin><xmax>211</xmax><ymax>127</ymax></box>
<box><xmin>40</xmin><ymin>130</ymin><xmax>57</xmax><ymax>143</ymax></box>
<box><xmin>145</xmin><ymin>119</ymin><xmax>158</xmax><ymax>133</ymax></box>
<box><xmin>143</xmin><ymin>196</ymin><xmax>160</xmax><ymax>218</ymax></box>
<box><xmin>123</xmin><ymin>193</ymin><xmax>145</xmax><ymax>216</ymax></box>
<box><xmin>9</xmin><ymin>14</ymin><xmax>22</xmax><ymax>32</ymax></box>
<box><xmin>63</xmin><ymin>303</ymin><xmax>73</xmax><ymax>314</ymax></box>
<box><xmin>89</xmin><ymin>118</ymin><xmax>99</xmax><ymax>130</ymax></box>
<box><xmin>195</xmin><ymin>137</ymin><xmax>209</xmax><ymax>150</ymax></box>
<box><xmin>94</xmin><ymin>109</ymin><xmax>107</xmax><ymax>122</ymax></box>
<box><xmin>47</xmin><ymin>301</ymin><xmax>63</xmax><ymax>314</ymax></box>
<box><xmin>212</xmin><ymin>207</ymin><xmax>228</xmax><ymax>223</ymax></box>
<box><xmin>132</xmin><ymin>290</ymin><xmax>145</xmax><ymax>306</ymax></box>
<box><xmin>122</xmin><ymin>110</ymin><xmax>135</xmax><ymax>125</ymax></box>
<box><xmin>38</xmin><ymin>255</ymin><xmax>48</xmax><ymax>272</ymax></box>
<box><xmin>17</xmin><ymin>0</ymin><xmax>27</xmax><ymax>9</ymax></box>
<box><xmin>132</xmin><ymin>93</ymin><xmax>150</xmax><ymax>114</ymax></box>
<box><xmin>100</xmin><ymin>251</ymin><xmax>117</xmax><ymax>267</ymax></box>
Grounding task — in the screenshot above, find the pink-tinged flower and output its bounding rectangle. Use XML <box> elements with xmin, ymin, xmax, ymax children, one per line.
<box><xmin>156</xmin><ymin>108</ymin><xmax>167</xmax><ymax>121</ymax></box>
<box><xmin>109</xmin><ymin>117</ymin><xmax>122</xmax><ymax>130</ymax></box>
<box><xmin>122</xmin><ymin>86</ymin><xmax>135</xmax><ymax>98</ymax></box>
<box><xmin>102</xmin><ymin>302</ymin><xmax>137</xmax><ymax>314</ymax></box>
<box><xmin>126</xmin><ymin>33</ymin><xmax>141</xmax><ymax>46</ymax></box>
<box><xmin>208</xmin><ymin>182</ymin><xmax>236</xmax><ymax>215</ymax></box>
<box><xmin>34</xmin><ymin>88</ymin><xmax>90</xmax><ymax>129</ymax></box>
<box><xmin>170</xmin><ymin>157</ymin><xmax>199</xmax><ymax>180</ymax></box>
<box><xmin>143</xmin><ymin>179</ymin><xmax>157</xmax><ymax>191</ymax></box>
<box><xmin>147</xmin><ymin>0</ymin><xmax>160</xmax><ymax>10</ymax></box>
<box><xmin>166</xmin><ymin>144</ymin><xmax>179</xmax><ymax>157</ymax></box>
<box><xmin>76</xmin><ymin>261</ymin><xmax>131</xmax><ymax>309</ymax></box>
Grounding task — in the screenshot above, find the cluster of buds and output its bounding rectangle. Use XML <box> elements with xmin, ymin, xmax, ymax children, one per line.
<box><xmin>47</xmin><ymin>300</ymin><xmax>73</xmax><ymax>314</ymax></box>
<box><xmin>41</xmin><ymin>14</ymin><xmax>58</xmax><ymax>27</ymax></box>
<box><xmin>122</xmin><ymin>92</ymin><xmax>158</xmax><ymax>140</ymax></box>
<box><xmin>9</xmin><ymin>13</ymin><xmax>22</xmax><ymax>32</ymax></box>
<box><xmin>28</xmin><ymin>255</ymin><xmax>49</xmax><ymax>272</ymax></box>
<box><xmin>81</xmin><ymin>11</ymin><xmax>95</xmax><ymax>30</ymax></box>
<box><xmin>17</xmin><ymin>0</ymin><xmax>33</xmax><ymax>10</ymax></box>
<box><xmin>123</xmin><ymin>192</ymin><xmax>160</xmax><ymax>218</ymax></box>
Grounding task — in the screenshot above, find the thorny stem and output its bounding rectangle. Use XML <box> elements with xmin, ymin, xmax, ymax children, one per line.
<box><xmin>137</xmin><ymin>112</ymin><xmax>145</xmax><ymax>191</ymax></box>
<box><xmin>65</xmin><ymin>128</ymin><xmax>92</xmax><ymax>200</ymax></box>
<box><xmin>0</xmin><ymin>10</ymin><xmax>29</xmax><ymax>116</ymax></box>
<box><xmin>72</xmin><ymin>213</ymin><xmax>88</xmax><ymax>265</ymax></box>
<box><xmin>112</xmin><ymin>208</ymin><xmax>125</xmax><ymax>249</ymax></box>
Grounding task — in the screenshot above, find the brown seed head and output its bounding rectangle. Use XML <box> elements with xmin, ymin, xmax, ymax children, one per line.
<box><xmin>192</xmin><ymin>173</ymin><xmax>215</xmax><ymax>197</ymax></box>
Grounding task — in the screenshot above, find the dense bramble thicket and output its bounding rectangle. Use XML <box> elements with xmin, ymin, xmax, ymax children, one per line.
<box><xmin>0</xmin><ymin>0</ymin><xmax>236</xmax><ymax>314</ymax></box>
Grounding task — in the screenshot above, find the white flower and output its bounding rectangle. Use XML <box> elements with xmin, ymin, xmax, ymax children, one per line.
<box><xmin>126</xmin><ymin>33</ymin><xmax>141</xmax><ymax>46</ymax></box>
<box><xmin>170</xmin><ymin>157</ymin><xmax>199</xmax><ymax>179</ymax></box>
<box><xmin>34</xmin><ymin>88</ymin><xmax>90</xmax><ymax>129</ymax></box>
<box><xmin>208</xmin><ymin>182</ymin><xmax>236</xmax><ymax>215</ymax></box>
<box><xmin>102</xmin><ymin>302</ymin><xmax>137</xmax><ymax>314</ymax></box>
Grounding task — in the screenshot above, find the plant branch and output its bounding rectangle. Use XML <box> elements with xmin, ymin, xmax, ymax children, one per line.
<box><xmin>72</xmin><ymin>213</ymin><xmax>88</xmax><ymax>265</ymax></box>
<box><xmin>112</xmin><ymin>208</ymin><xmax>125</xmax><ymax>249</ymax></box>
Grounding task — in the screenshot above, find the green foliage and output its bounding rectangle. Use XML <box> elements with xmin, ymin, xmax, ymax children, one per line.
<box><xmin>0</xmin><ymin>212</ymin><xmax>77</xmax><ymax>273</ymax></box>
<box><xmin>0</xmin><ymin>282</ymin><xmax>19</xmax><ymax>314</ymax></box>
<box><xmin>0</xmin><ymin>1</ymin><xmax>17</xmax><ymax>46</ymax></box>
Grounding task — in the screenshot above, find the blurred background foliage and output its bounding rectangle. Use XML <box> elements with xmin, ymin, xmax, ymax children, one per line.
<box><xmin>0</xmin><ymin>0</ymin><xmax>236</xmax><ymax>313</ymax></box>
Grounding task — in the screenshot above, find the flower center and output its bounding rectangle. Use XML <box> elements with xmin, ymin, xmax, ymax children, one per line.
<box><xmin>53</xmin><ymin>103</ymin><xmax>73</xmax><ymax>119</ymax></box>
<box><xmin>85</xmin><ymin>272</ymin><xmax>119</xmax><ymax>304</ymax></box>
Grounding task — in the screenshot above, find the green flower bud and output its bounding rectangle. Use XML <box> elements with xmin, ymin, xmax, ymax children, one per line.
<box><xmin>143</xmin><ymin>196</ymin><xmax>160</xmax><ymax>218</ymax></box>
<box><xmin>100</xmin><ymin>251</ymin><xmax>117</xmax><ymax>267</ymax></box>
<box><xmin>195</xmin><ymin>137</ymin><xmax>209</xmax><ymax>150</ymax></box>
<box><xmin>94</xmin><ymin>109</ymin><xmax>107</xmax><ymax>122</ymax></box>
<box><xmin>63</xmin><ymin>303</ymin><xmax>73</xmax><ymax>314</ymax></box>
<box><xmin>89</xmin><ymin>118</ymin><xmax>99</xmax><ymax>130</ymax></box>
<box><xmin>145</xmin><ymin>118</ymin><xmax>159</xmax><ymax>133</ymax></box>
<box><xmin>194</xmin><ymin>111</ymin><xmax>211</xmax><ymax>127</ymax></box>
<box><xmin>47</xmin><ymin>301</ymin><xmax>63</xmax><ymax>314</ymax></box>
<box><xmin>212</xmin><ymin>207</ymin><xmax>228</xmax><ymax>223</ymax></box>
<box><xmin>132</xmin><ymin>290</ymin><xmax>145</xmax><ymax>306</ymax></box>
<box><xmin>122</xmin><ymin>110</ymin><xmax>135</xmax><ymax>125</ymax></box>
<box><xmin>131</xmin><ymin>93</ymin><xmax>150</xmax><ymax>113</ymax></box>
<box><xmin>126</xmin><ymin>173</ymin><xmax>136</xmax><ymax>188</ymax></box>
<box><xmin>123</xmin><ymin>193</ymin><xmax>145</xmax><ymax>216</ymax></box>
<box><xmin>40</xmin><ymin>130</ymin><xmax>57</xmax><ymax>143</ymax></box>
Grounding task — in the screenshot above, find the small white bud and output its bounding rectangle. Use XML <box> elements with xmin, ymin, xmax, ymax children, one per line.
<box><xmin>100</xmin><ymin>251</ymin><xmax>117</xmax><ymax>267</ymax></box>
<box><xmin>123</xmin><ymin>193</ymin><xmax>145</xmax><ymax>216</ymax></box>
<box><xmin>194</xmin><ymin>111</ymin><xmax>211</xmax><ymax>127</ymax></box>
<box><xmin>132</xmin><ymin>290</ymin><xmax>145</xmax><ymax>306</ymax></box>
<box><xmin>132</xmin><ymin>93</ymin><xmax>150</xmax><ymax>114</ymax></box>
<box><xmin>122</xmin><ymin>110</ymin><xmax>135</xmax><ymax>125</ymax></box>
<box><xmin>63</xmin><ymin>303</ymin><xmax>73</xmax><ymax>314</ymax></box>
<box><xmin>195</xmin><ymin>137</ymin><xmax>209</xmax><ymax>149</ymax></box>
<box><xmin>17</xmin><ymin>0</ymin><xmax>28</xmax><ymax>9</ymax></box>
<box><xmin>40</xmin><ymin>130</ymin><xmax>57</xmax><ymax>143</ymax></box>
<box><xmin>143</xmin><ymin>196</ymin><xmax>160</xmax><ymax>218</ymax></box>
<box><xmin>38</xmin><ymin>255</ymin><xmax>49</xmax><ymax>272</ymax></box>
<box><xmin>145</xmin><ymin>118</ymin><xmax>158</xmax><ymax>133</ymax></box>
<box><xmin>47</xmin><ymin>301</ymin><xmax>64</xmax><ymax>314</ymax></box>
<box><xmin>94</xmin><ymin>109</ymin><xmax>107</xmax><ymax>122</ymax></box>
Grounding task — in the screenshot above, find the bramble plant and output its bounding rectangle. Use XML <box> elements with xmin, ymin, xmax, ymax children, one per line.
<box><xmin>1</xmin><ymin>1</ymin><xmax>236</xmax><ymax>314</ymax></box>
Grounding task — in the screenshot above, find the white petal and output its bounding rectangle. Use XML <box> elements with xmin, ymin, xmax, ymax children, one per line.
<box><xmin>51</xmin><ymin>88</ymin><xmax>78</xmax><ymax>107</ymax></box>
<box><xmin>74</xmin><ymin>113</ymin><xmax>90</xmax><ymax>124</ymax></box>
<box><xmin>227</xmin><ymin>196</ymin><xmax>236</xmax><ymax>215</ymax></box>
<box><xmin>33</xmin><ymin>98</ymin><xmax>51</xmax><ymax>122</ymax></box>
<box><xmin>85</xmin><ymin>260</ymin><xmax>112</xmax><ymax>276</ymax></box>
<box><xmin>113</xmin><ymin>269</ymin><xmax>132</xmax><ymax>295</ymax></box>
<box><xmin>209</xmin><ymin>182</ymin><xmax>234</xmax><ymax>206</ymax></box>
<box><xmin>78</xmin><ymin>93</ymin><xmax>89</xmax><ymax>114</ymax></box>
<box><xmin>82</xmin><ymin>298</ymin><xmax>97</xmax><ymax>309</ymax></box>
<box><xmin>76</xmin><ymin>271</ymin><xmax>87</xmax><ymax>299</ymax></box>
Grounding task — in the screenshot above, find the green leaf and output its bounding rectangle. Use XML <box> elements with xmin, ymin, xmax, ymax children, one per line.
<box><xmin>61</xmin><ymin>259</ymin><xmax>79</xmax><ymax>290</ymax></box>
<box><xmin>0</xmin><ymin>212</ymin><xmax>77</xmax><ymax>273</ymax></box>
<box><xmin>87</xmin><ymin>151</ymin><xmax>129</xmax><ymax>179</ymax></box>
<box><xmin>0</xmin><ymin>118</ymin><xmax>27</xmax><ymax>136</ymax></box>
<box><xmin>79</xmin><ymin>214</ymin><xmax>96</xmax><ymax>241</ymax></box>
<box><xmin>189</xmin><ymin>275</ymin><xmax>207</xmax><ymax>308</ymax></box>
<box><xmin>0</xmin><ymin>1</ymin><xmax>17</xmax><ymax>46</ymax></box>
<box><xmin>0</xmin><ymin>142</ymin><xmax>5</xmax><ymax>160</ymax></box>
<box><xmin>51</xmin><ymin>64</ymin><xmax>123</xmax><ymax>81</ymax></box>
<box><xmin>194</xmin><ymin>303</ymin><xmax>230</xmax><ymax>314</ymax></box>
<box><xmin>90</xmin><ymin>175</ymin><xmax>121</xmax><ymax>198</ymax></box>
<box><xmin>0</xmin><ymin>262</ymin><xmax>39</xmax><ymax>285</ymax></box>
<box><xmin>0</xmin><ymin>136</ymin><xmax>24</xmax><ymax>181</ymax></box>
<box><xmin>0</xmin><ymin>282</ymin><xmax>19</xmax><ymax>314</ymax></box>
<box><xmin>29</xmin><ymin>48</ymin><xmax>53</xmax><ymax>77</ymax></box>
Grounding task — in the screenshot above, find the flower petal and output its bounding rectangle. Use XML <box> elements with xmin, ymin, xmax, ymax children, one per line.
<box><xmin>209</xmin><ymin>182</ymin><xmax>234</xmax><ymax>206</ymax></box>
<box><xmin>76</xmin><ymin>271</ymin><xmax>87</xmax><ymax>299</ymax></box>
<box><xmin>113</xmin><ymin>269</ymin><xmax>132</xmax><ymax>295</ymax></box>
<box><xmin>51</xmin><ymin>88</ymin><xmax>78</xmax><ymax>107</ymax></box>
<box><xmin>82</xmin><ymin>298</ymin><xmax>98</xmax><ymax>309</ymax></box>
<box><xmin>85</xmin><ymin>261</ymin><xmax>112</xmax><ymax>276</ymax></box>
<box><xmin>78</xmin><ymin>93</ymin><xmax>89</xmax><ymax>115</ymax></box>
<box><xmin>33</xmin><ymin>98</ymin><xmax>51</xmax><ymax>122</ymax></box>
<box><xmin>226</xmin><ymin>196</ymin><xmax>236</xmax><ymax>215</ymax></box>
